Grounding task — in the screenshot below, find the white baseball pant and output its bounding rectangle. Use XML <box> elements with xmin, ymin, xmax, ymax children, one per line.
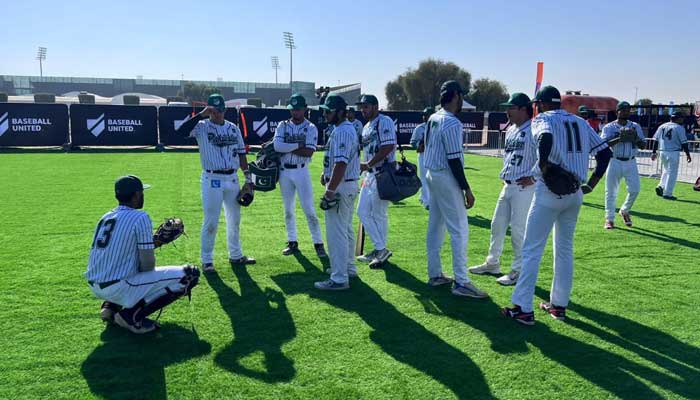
<box><xmin>327</xmin><ymin>181</ymin><xmax>358</xmax><ymax>284</ymax></box>
<box><xmin>425</xmin><ymin>169</ymin><xmax>471</xmax><ymax>285</ymax></box>
<box><xmin>200</xmin><ymin>171</ymin><xmax>243</xmax><ymax>264</ymax></box>
<box><xmin>605</xmin><ymin>158</ymin><xmax>640</xmax><ymax>220</ymax></box>
<box><xmin>659</xmin><ymin>151</ymin><xmax>680</xmax><ymax>196</ymax></box>
<box><xmin>511</xmin><ymin>181</ymin><xmax>583</xmax><ymax>313</ymax></box>
<box><xmin>485</xmin><ymin>182</ymin><xmax>535</xmax><ymax>272</ymax></box>
<box><xmin>357</xmin><ymin>173</ymin><xmax>389</xmax><ymax>250</ymax></box>
<box><xmin>89</xmin><ymin>266</ymin><xmax>188</xmax><ymax>308</ymax></box>
<box><xmin>417</xmin><ymin>153</ymin><xmax>430</xmax><ymax>207</ymax></box>
<box><xmin>279</xmin><ymin>167</ymin><xmax>323</xmax><ymax>244</ymax></box>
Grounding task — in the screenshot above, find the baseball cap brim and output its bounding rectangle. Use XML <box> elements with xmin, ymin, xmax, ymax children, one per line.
<box><xmin>142</xmin><ymin>183</ymin><xmax>151</xmax><ymax>190</ymax></box>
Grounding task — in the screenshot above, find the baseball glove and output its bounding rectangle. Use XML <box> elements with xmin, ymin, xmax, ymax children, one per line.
<box><xmin>319</xmin><ymin>194</ymin><xmax>340</xmax><ymax>211</ymax></box>
<box><xmin>237</xmin><ymin>184</ymin><xmax>254</xmax><ymax>206</ymax></box>
<box><xmin>619</xmin><ymin>127</ymin><xmax>638</xmax><ymax>143</ymax></box>
<box><xmin>153</xmin><ymin>218</ymin><xmax>185</xmax><ymax>248</ymax></box>
<box><xmin>542</xmin><ymin>163</ymin><xmax>580</xmax><ymax>196</ymax></box>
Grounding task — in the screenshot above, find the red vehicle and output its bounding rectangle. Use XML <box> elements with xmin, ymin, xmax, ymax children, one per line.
<box><xmin>561</xmin><ymin>94</ymin><xmax>619</xmax><ymax>124</ymax></box>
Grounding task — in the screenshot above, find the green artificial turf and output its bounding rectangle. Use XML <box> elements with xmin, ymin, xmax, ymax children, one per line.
<box><xmin>0</xmin><ymin>151</ymin><xmax>698</xmax><ymax>400</ymax></box>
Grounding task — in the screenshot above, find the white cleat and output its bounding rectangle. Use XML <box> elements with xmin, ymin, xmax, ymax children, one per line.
<box><xmin>468</xmin><ymin>262</ymin><xmax>501</xmax><ymax>276</ymax></box>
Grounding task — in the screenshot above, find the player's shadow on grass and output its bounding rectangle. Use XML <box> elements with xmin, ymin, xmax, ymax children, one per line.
<box><xmin>206</xmin><ymin>265</ymin><xmax>296</xmax><ymax>383</ymax></box>
<box><xmin>530</xmin><ymin>287</ymin><xmax>700</xmax><ymax>399</ymax></box>
<box><xmin>271</xmin><ymin>263</ymin><xmax>495</xmax><ymax>399</ymax></box>
<box><xmin>468</xmin><ymin>214</ymin><xmax>493</xmax><ymax>230</ymax></box>
<box><xmin>81</xmin><ymin>324</ymin><xmax>211</xmax><ymax>400</ymax></box>
<box><xmin>583</xmin><ymin>201</ymin><xmax>700</xmax><ymax>227</ymax></box>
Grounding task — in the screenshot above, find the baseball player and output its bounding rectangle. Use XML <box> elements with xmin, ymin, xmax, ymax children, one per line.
<box><xmin>273</xmin><ymin>94</ymin><xmax>327</xmax><ymax>257</ymax></box>
<box><xmin>355</xmin><ymin>94</ymin><xmax>397</xmax><ymax>268</ymax></box>
<box><xmin>176</xmin><ymin>94</ymin><xmax>255</xmax><ymax>272</ymax></box>
<box><xmin>85</xmin><ymin>175</ymin><xmax>200</xmax><ymax>334</ymax></box>
<box><xmin>600</xmin><ymin>101</ymin><xmax>646</xmax><ymax>228</ymax></box>
<box><xmin>410</xmin><ymin>107</ymin><xmax>435</xmax><ymax>209</ymax></box>
<box><xmin>469</xmin><ymin>92</ymin><xmax>537</xmax><ymax>286</ymax></box>
<box><xmin>502</xmin><ymin>86</ymin><xmax>611</xmax><ymax>325</ymax></box>
<box><xmin>651</xmin><ymin>111</ymin><xmax>692</xmax><ymax>200</ymax></box>
<box><xmin>423</xmin><ymin>80</ymin><xmax>488</xmax><ymax>298</ymax></box>
<box><xmin>347</xmin><ymin>107</ymin><xmax>364</xmax><ymax>138</ymax></box>
<box><xmin>315</xmin><ymin>94</ymin><xmax>360</xmax><ymax>290</ymax></box>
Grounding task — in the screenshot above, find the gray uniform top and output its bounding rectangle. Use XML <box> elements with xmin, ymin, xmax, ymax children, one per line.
<box><xmin>85</xmin><ymin>206</ymin><xmax>154</xmax><ymax>283</ymax></box>
<box><xmin>189</xmin><ymin>118</ymin><xmax>247</xmax><ymax>171</ymax></box>
<box><xmin>324</xmin><ymin>120</ymin><xmax>360</xmax><ymax>181</ymax></box>
<box><xmin>531</xmin><ymin>109</ymin><xmax>608</xmax><ymax>182</ymax></box>
<box><xmin>273</xmin><ymin>119</ymin><xmax>318</xmax><ymax>165</ymax></box>
<box><xmin>501</xmin><ymin>120</ymin><xmax>537</xmax><ymax>180</ymax></box>
<box><xmin>423</xmin><ymin>109</ymin><xmax>464</xmax><ymax>170</ymax></box>
<box><xmin>410</xmin><ymin>122</ymin><xmax>426</xmax><ymax>148</ymax></box>
<box><xmin>361</xmin><ymin>114</ymin><xmax>397</xmax><ymax>164</ymax></box>
<box><xmin>601</xmin><ymin>120</ymin><xmax>645</xmax><ymax>159</ymax></box>
<box><xmin>653</xmin><ymin>122</ymin><xmax>687</xmax><ymax>151</ymax></box>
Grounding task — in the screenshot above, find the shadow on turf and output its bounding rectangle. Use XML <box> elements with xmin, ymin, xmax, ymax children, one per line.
<box><xmin>82</xmin><ymin>324</ymin><xmax>211</xmax><ymax>400</ymax></box>
<box><xmin>271</xmin><ymin>259</ymin><xmax>495</xmax><ymax>399</ymax></box>
<box><xmin>206</xmin><ymin>264</ymin><xmax>296</xmax><ymax>383</ymax></box>
<box><xmin>583</xmin><ymin>201</ymin><xmax>700</xmax><ymax>227</ymax></box>
<box><xmin>381</xmin><ymin>264</ymin><xmax>700</xmax><ymax>399</ymax></box>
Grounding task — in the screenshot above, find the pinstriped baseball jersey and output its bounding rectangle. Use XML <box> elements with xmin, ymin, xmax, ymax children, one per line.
<box><xmin>423</xmin><ymin>109</ymin><xmax>464</xmax><ymax>170</ymax></box>
<box><xmin>189</xmin><ymin>119</ymin><xmax>246</xmax><ymax>171</ymax></box>
<box><xmin>274</xmin><ymin>119</ymin><xmax>318</xmax><ymax>165</ymax></box>
<box><xmin>601</xmin><ymin>120</ymin><xmax>645</xmax><ymax>159</ymax></box>
<box><xmin>653</xmin><ymin>122</ymin><xmax>687</xmax><ymax>151</ymax></box>
<box><xmin>350</xmin><ymin>119</ymin><xmax>363</xmax><ymax>136</ymax></box>
<box><xmin>85</xmin><ymin>206</ymin><xmax>154</xmax><ymax>282</ymax></box>
<box><xmin>532</xmin><ymin>110</ymin><xmax>608</xmax><ymax>182</ymax></box>
<box><xmin>501</xmin><ymin>120</ymin><xmax>537</xmax><ymax>180</ymax></box>
<box><xmin>324</xmin><ymin>121</ymin><xmax>360</xmax><ymax>181</ymax></box>
<box><xmin>410</xmin><ymin>123</ymin><xmax>426</xmax><ymax>148</ymax></box>
<box><xmin>361</xmin><ymin>114</ymin><xmax>396</xmax><ymax>163</ymax></box>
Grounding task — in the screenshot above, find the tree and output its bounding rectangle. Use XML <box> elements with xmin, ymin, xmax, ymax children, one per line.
<box><xmin>468</xmin><ymin>78</ymin><xmax>509</xmax><ymax>111</ymax></box>
<box><xmin>178</xmin><ymin>81</ymin><xmax>221</xmax><ymax>103</ymax></box>
<box><xmin>385</xmin><ymin>59</ymin><xmax>471</xmax><ymax>110</ymax></box>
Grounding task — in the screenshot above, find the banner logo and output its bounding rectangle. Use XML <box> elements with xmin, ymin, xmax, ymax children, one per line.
<box><xmin>87</xmin><ymin>114</ymin><xmax>106</xmax><ymax>137</ymax></box>
<box><xmin>253</xmin><ymin>117</ymin><xmax>268</xmax><ymax>137</ymax></box>
<box><xmin>0</xmin><ymin>112</ymin><xmax>53</xmax><ymax>135</ymax></box>
<box><xmin>87</xmin><ymin>113</ymin><xmax>144</xmax><ymax>137</ymax></box>
<box><xmin>0</xmin><ymin>113</ymin><xmax>8</xmax><ymax>136</ymax></box>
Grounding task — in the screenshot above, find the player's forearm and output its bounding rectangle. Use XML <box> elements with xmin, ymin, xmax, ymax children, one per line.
<box><xmin>682</xmin><ymin>143</ymin><xmax>690</xmax><ymax>157</ymax></box>
<box><xmin>138</xmin><ymin>249</ymin><xmax>156</xmax><ymax>272</ymax></box>
<box><xmin>368</xmin><ymin>144</ymin><xmax>395</xmax><ymax>168</ymax></box>
<box><xmin>273</xmin><ymin>139</ymin><xmax>299</xmax><ymax>153</ymax></box>
<box><xmin>327</xmin><ymin>162</ymin><xmax>348</xmax><ymax>192</ymax></box>
<box><xmin>239</xmin><ymin>154</ymin><xmax>249</xmax><ymax>172</ymax></box>
<box><xmin>537</xmin><ymin>132</ymin><xmax>553</xmax><ymax>169</ymax></box>
<box><xmin>592</xmin><ymin>147</ymin><xmax>612</xmax><ymax>179</ymax></box>
<box><xmin>651</xmin><ymin>140</ymin><xmax>659</xmax><ymax>153</ymax></box>
<box><xmin>447</xmin><ymin>158</ymin><xmax>470</xmax><ymax>191</ymax></box>
<box><xmin>176</xmin><ymin>114</ymin><xmax>203</xmax><ymax>136</ymax></box>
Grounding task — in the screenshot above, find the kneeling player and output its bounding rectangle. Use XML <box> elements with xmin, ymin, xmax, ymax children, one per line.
<box><xmin>84</xmin><ymin>175</ymin><xmax>199</xmax><ymax>334</ymax></box>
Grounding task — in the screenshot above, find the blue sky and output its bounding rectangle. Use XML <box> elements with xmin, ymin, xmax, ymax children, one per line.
<box><xmin>2</xmin><ymin>0</ymin><xmax>698</xmax><ymax>105</ymax></box>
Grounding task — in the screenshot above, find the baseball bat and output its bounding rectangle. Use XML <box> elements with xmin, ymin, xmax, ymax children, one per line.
<box><xmin>355</xmin><ymin>222</ymin><xmax>365</xmax><ymax>256</ymax></box>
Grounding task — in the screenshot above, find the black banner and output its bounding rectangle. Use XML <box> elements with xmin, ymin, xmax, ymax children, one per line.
<box><xmin>239</xmin><ymin>108</ymin><xmax>296</xmax><ymax>145</ymax></box>
<box><xmin>70</xmin><ymin>105</ymin><xmax>158</xmax><ymax>146</ymax></box>
<box><xmin>380</xmin><ymin>112</ymin><xmax>423</xmax><ymax>145</ymax></box>
<box><xmin>487</xmin><ymin>112</ymin><xmax>508</xmax><ymax>131</ymax></box>
<box><xmin>0</xmin><ymin>103</ymin><xmax>69</xmax><ymax>146</ymax></box>
<box><xmin>458</xmin><ymin>112</ymin><xmax>485</xmax><ymax>144</ymax></box>
<box><xmin>158</xmin><ymin>106</ymin><xmax>239</xmax><ymax>146</ymax></box>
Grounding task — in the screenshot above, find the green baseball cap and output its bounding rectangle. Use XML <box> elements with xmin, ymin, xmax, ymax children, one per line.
<box><xmin>356</xmin><ymin>94</ymin><xmax>379</xmax><ymax>106</ymax></box>
<box><xmin>532</xmin><ymin>85</ymin><xmax>561</xmax><ymax>103</ymax></box>
<box><xmin>671</xmin><ymin>111</ymin><xmax>684</xmax><ymax>118</ymax></box>
<box><xmin>616</xmin><ymin>101</ymin><xmax>631</xmax><ymax>111</ymax></box>
<box><xmin>440</xmin><ymin>80</ymin><xmax>464</xmax><ymax>96</ymax></box>
<box><xmin>287</xmin><ymin>93</ymin><xmax>308</xmax><ymax>110</ymax></box>
<box><xmin>207</xmin><ymin>94</ymin><xmax>226</xmax><ymax>112</ymax></box>
<box><xmin>500</xmin><ymin>92</ymin><xmax>531</xmax><ymax>107</ymax></box>
<box><xmin>319</xmin><ymin>93</ymin><xmax>347</xmax><ymax>112</ymax></box>
<box><xmin>115</xmin><ymin>175</ymin><xmax>150</xmax><ymax>197</ymax></box>
<box><xmin>422</xmin><ymin>107</ymin><xmax>435</xmax><ymax>115</ymax></box>
<box><xmin>578</xmin><ymin>105</ymin><xmax>589</xmax><ymax>113</ymax></box>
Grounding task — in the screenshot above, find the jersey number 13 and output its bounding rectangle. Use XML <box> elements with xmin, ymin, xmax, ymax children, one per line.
<box><xmin>92</xmin><ymin>218</ymin><xmax>117</xmax><ymax>249</ymax></box>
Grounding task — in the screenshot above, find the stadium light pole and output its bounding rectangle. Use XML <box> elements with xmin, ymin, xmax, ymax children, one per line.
<box><xmin>36</xmin><ymin>47</ymin><xmax>47</xmax><ymax>77</ymax></box>
<box><xmin>271</xmin><ymin>56</ymin><xmax>281</xmax><ymax>84</ymax></box>
<box><xmin>283</xmin><ymin>32</ymin><xmax>296</xmax><ymax>94</ymax></box>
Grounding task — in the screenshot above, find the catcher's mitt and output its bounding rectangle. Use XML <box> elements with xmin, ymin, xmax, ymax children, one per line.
<box><xmin>319</xmin><ymin>194</ymin><xmax>340</xmax><ymax>211</ymax></box>
<box><xmin>619</xmin><ymin>127</ymin><xmax>638</xmax><ymax>143</ymax></box>
<box><xmin>237</xmin><ymin>184</ymin><xmax>254</xmax><ymax>206</ymax></box>
<box><xmin>542</xmin><ymin>163</ymin><xmax>580</xmax><ymax>196</ymax></box>
<box><xmin>153</xmin><ymin>218</ymin><xmax>185</xmax><ymax>248</ymax></box>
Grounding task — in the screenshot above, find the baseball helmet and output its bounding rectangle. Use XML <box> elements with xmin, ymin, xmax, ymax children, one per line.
<box><xmin>249</xmin><ymin>141</ymin><xmax>280</xmax><ymax>192</ymax></box>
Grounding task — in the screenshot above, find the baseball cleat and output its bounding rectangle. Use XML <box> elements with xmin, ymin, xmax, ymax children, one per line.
<box><xmin>100</xmin><ymin>301</ymin><xmax>121</xmax><ymax>324</ymax></box>
<box><xmin>539</xmin><ymin>302</ymin><xmax>566</xmax><ymax>320</ymax></box>
<box><xmin>114</xmin><ymin>311</ymin><xmax>158</xmax><ymax>334</ymax></box>
<box><xmin>468</xmin><ymin>262</ymin><xmax>501</xmax><ymax>276</ymax></box>
<box><xmin>502</xmin><ymin>305</ymin><xmax>535</xmax><ymax>326</ymax></box>
<box><xmin>202</xmin><ymin>263</ymin><xmax>215</xmax><ymax>273</ymax></box>
<box><xmin>451</xmin><ymin>282</ymin><xmax>489</xmax><ymax>299</ymax></box>
<box><xmin>325</xmin><ymin>268</ymin><xmax>358</xmax><ymax>278</ymax></box>
<box><xmin>374</xmin><ymin>248</ymin><xmax>392</xmax><ymax>263</ymax></box>
<box><xmin>356</xmin><ymin>250</ymin><xmax>378</xmax><ymax>263</ymax></box>
<box><xmin>314</xmin><ymin>279</ymin><xmax>349</xmax><ymax>291</ymax></box>
<box><xmin>655</xmin><ymin>186</ymin><xmax>663</xmax><ymax>197</ymax></box>
<box><xmin>428</xmin><ymin>274</ymin><xmax>453</xmax><ymax>287</ymax></box>
<box><xmin>662</xmin><ymin>195</ymin><xmax>677</xmax><ymax>201</ymax></box>
<box><xmin>604</xmin><ymin>220</ymin><xmax>614</xmax><ymax>229</ymax></box>
<box><xmin>230</xmin><ymin>256</ymin><xmax>256</xmax><ymax>265</ymax></box>
<box><xmin>619</xmin><ymin>211</ymin><xmax>632</xmax><ymax>227</ymax></box>
<box><xmin>496</xmin><ymin>270</ymin><xmax>519</xmax><ymax>286</ymax></box>
<box><xmin>314</xmin><ymin>243</ymin><xmax>328</xmax><ymax>258</ymax></box>
<box><xmin>282</xmin><ymin>241</ymin><xmax>299</xmax><ymax>256</ymax></box>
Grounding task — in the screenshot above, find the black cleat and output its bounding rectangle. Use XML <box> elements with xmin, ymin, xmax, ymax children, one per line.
<box><xmin>282</xmin><ymin>241</ymin><xmax>299</xmax><ymax>256</ymax></box>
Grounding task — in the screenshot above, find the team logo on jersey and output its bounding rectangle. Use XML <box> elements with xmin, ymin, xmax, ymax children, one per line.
<box><xmin>207</xmin><ymin>132</ymin><xmax>239</xmax><ymax>147</ymax></box>
<box><xmin>504</xmin><ymin>137</ymin><xmax>525</xmax><ymax>152</ymax></box>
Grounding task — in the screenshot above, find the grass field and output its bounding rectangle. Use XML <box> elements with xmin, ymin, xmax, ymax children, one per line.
<box><xmin>1</xmin><ymin>151</ymin><xmax>699</xmax><ymax>400</ymax></box>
